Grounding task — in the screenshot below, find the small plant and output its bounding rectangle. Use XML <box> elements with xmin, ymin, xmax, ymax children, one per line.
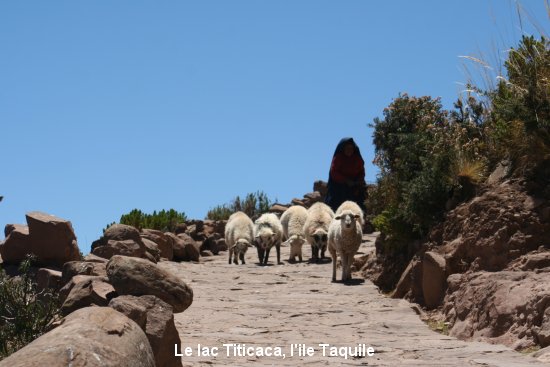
<box><xmin>0</xmin><ymin>255</ymin><xmax>61</xmax><ymax>359</ymax></box>
<box><xmin>104</xmin><ymin>209</ymin><xmax>187</xmax><ymax>232</ymax></box>
<box><xmin>206</xmin><ymin>191</ymin><xmax>274</xmax><ymax>220</ymax></box>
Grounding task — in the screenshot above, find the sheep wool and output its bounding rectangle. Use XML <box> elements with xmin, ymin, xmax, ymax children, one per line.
<box><xmin>225</xmin><ymin>211</ymin><xmax>255</xmax><ymax>265</ymax></box>
<box><xmin>303</xmin><ymin>202</ymin><xmax>334</xmax><ymax>261</ymax></box>
<box><xmin>280</xmin><ymin>205</ymin><xmax>308</xmax><ymax>262</ymax></box>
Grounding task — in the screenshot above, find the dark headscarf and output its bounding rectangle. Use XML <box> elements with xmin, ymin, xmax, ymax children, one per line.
<box><xmin>331</xmin><ymin>137</ymin><xmax>364</xmax><ymax>163</ymax></box>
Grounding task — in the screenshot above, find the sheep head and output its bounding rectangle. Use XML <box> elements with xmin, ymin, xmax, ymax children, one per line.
<box><xmin>311</xmin><ymin>228</ymin><xmax>328</xmax><ymax>249</ymax></box>
<box><xmin>334</xmin><ymin>210</ymin><xmax>360</xmax><ymax>229</ymax></box>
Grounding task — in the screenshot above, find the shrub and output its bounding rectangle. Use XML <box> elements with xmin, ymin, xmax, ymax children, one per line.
<box><xmin>0</xmin><ymin>256</ymin><xmax>61</xmax><ymax>359</ymax></box>
<box><xmin>206</xmin><ymin>191</ymin><xmax>274</xmax><ymax>220</ymax></box>
<box><xmin>105</xmin><ymin>208</ymin><xmax>187</xmax><ymax>232</ymax></box>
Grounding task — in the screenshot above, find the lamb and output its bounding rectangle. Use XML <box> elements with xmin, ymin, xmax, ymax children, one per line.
<box><xmin>253</xmin><ymin>213</ymin><xmax>283</xmax><ymax>265</ymax></box>
<box><xmin>303</xmin><ymin>202</ymin><xmax>334</xmax><ymax>262</ymax></box>
<box><xmin>225</xmin><ymin>211</ymin><xmax>255</xmax><ymax>265</ymax></box>
<box><xmin>328</xmin><ymin>200</ymin><xmax>364</xmax><ymax>282</ymax></box>
<box><xmin>280</xmin><ymin>205</ymin><xmax>308</xmax><ymax>262</ymax></box>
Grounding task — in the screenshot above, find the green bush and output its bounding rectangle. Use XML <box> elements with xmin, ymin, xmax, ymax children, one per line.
<box><xmin>0</xmin><ymin>256</ymin><xmax>61</xmax><ymax>359</ymax></box>
<box><xmin>206</xmin><ymin>191</ymin><xmax>273</xmax><ymax>220</ymax></box>
<box><xmin>105</xmin><ymin>208</ymin><xmax>187</xmax><ymax>232</ymax></box>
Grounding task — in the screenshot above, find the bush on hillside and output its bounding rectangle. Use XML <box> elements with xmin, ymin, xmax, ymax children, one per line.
<box><xmin>0</xmin><ymin>256</ymin><xmax>61</xmax><ymax>359</ymax></box>
<box><xmin>206</xmin><ymin>191</ymin><xmax>273</xmax><ymax>220</ymax></box>
<box><xmin>105</xmin><ymin>208</ymin><xmax>187</xmax><ymax>232</ymax></box>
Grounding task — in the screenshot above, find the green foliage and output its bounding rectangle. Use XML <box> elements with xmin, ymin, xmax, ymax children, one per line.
<box><xmin>105</xmin><ymin>209</ymin><xmax>187</xmax><ymax>232</ymax></box>
<box><xmin>368</xmin><ymin>35</ymin><xmax>550</xmax><ymax>259</ymax></box>
<box><xmin>0</xmin><ymin>255</ymin><xmax>61</xmax><ymax>358</ymax></box>
<box><xmin>206</xmin><ymin>191</ymin><xmax>274</xmax><ymax>220</ymax></box>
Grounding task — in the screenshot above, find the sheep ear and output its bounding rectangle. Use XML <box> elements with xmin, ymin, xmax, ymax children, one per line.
<box><xmin>247</xmin><ymin>242</ymin><xmax>254</xmax><ymax>248</ymax></box>
<box><xmin>335</xmin><ymin>215</ymin><xmax>341</xmax><ymax>220</ymax></box>
<box><xmin>229</xmin><ymin>244</ymin><xmax>236</xmax><ymax>250</ymax></box>
<box><xmin>354</xmin><ymin>214</ymin><xmax>360</xmax><ymax>219</ymax></box>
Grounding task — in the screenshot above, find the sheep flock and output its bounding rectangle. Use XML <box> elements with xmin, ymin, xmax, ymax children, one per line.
<box><xmin>225</xmin><ymin>200</ymin><xmax>365</xmax><ymax>283</ymax></box>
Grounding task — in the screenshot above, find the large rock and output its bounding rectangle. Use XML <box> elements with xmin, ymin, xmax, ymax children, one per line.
<box><xmin>169</xmin><ymin>232</ymin><xmax>199</xmax><ymax>262</ymax></box>
<box><xmin>91</xmin><ymin>224</ymin><xmax>149</xmax><ymax>260</ymax></box>
<box><xmin>62</xmin><ymin>261</ymin><xmax>107</xmax><ymax>284</ymax></box>
<box><xmin>141</xmin><ymin>229</ymin><xmax>173</xmax><ymax>260</ymax></box>
<box><xmin>106</xmin><ymin>255</ymin><xmax>193</xmax><ymax>312</ymax></box>
<box><xmin>36</xmin><ymin>268</ymin><xmax>63</xmax><ymax>292</ymax></box>
<box><xmin>59</xmin><ymin>275</ymin><xmax>108</xmax><ymax>302</ymax></box>
<box><xmin>141</xmin><ymin>238</ymin><xmax>161</xmax><ymax>262</ymax></box>
<box><xmin>443</xmin><ymin>270</ymin><xmax>550</xmax><ymax>349</ymax></box>
<box><xmin>61</xmin><ymin>277</ymin><xmax>116</xmax><ymax>316</ymax></box>
<box><xmin>0</xmin><ymin>307</ymin><xmax>155</xmax><ymax>367</ymax></box>
<box><xmin>422</xmin><ymin>251</ymin><xmax>446</xmax><ymax>309</ymax></box>
<box><xmin>0</xmin><ymin>212</ymin><xmax>80</xmax><ymax>267</ymax></box>
<box><xmin>200</xmin><ymin>234</ymin><xmax>221</xmax><ymax>255</ymax></box>
<box><xmin>110</xmin><ymin>295</ymin><xmax>182</xmax><ymax>367</ymax></box>
<box><xmin>92</xmin><ymin>239</ymin><xmax>146</xmax><ymax>259</ymax></box>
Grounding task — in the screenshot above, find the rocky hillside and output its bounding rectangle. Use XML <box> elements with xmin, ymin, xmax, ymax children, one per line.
<box><xmin>361</xmin><ymin>174</ymin><xmax>550</xmax><ymax>351</ymax></box>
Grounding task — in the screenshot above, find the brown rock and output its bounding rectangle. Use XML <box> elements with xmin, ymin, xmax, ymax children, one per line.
<box><xmin>103</xmin><ymin>223</ymin><xmax>142</xmax><ymax>242</ymax></box>
<box><xmin>139</xmin><ymin>295</ymin><xmax>182</xmax><ymax>367</ymax></box>
<box><xmin>92</xmin><ymin>239</ymin><xmax>146</xmax><ymax>259</ymax></box>
<box><xmin>0</xmin><ymin>307</ymin><xmax>155</xmax><ymax>367</ymax></box>
<box><xmin>200</xmin><ymin>234</ymin><xmax>221</xmax><ymax>255</ymax></box>
<box><xmin>109</xmin><ymin>295</ymin><xmax>148</xmax><ymax>329</ymax></box>
<box><xmin>269</xmin><ymin>204</ymin><xmax>289</xmax><ymax>215</ymax></box>
<box><xmin>444</xmin><ymin>270</ymin><xmax>550</xmax><ymax>349</ymax></box>
<box><xmin>61</xmin><ymin>277</ymin><xmax>116</xmax><ymax>315</ymax></box>
<box><xmin>109</xmin><ymin>295</ymin><xmax>182</xmax><ymax>367</ymax></box>
<box><xmin>83</xmin><ymin>253</ymin><xmax>108</xmax><ymax>263</ymax></box>
<box><xmin>313</xmin><ymin>180</ymin><xmax>328</xmax><ymax>198</ymax></box>
<box><xmin>62</xmin><ymin>261</ymin><xmax>107</xmax><ymax>284</ymax></box>
<box><xmin>141</xmin><ymin>229</ymin><xmax>173</xmax><ymax>260</ymax></box>
<box><xmin>170</xmin><ymin>233</ymin><xmax>199</xmax><ymax>262</ymax></box>
<box><xmin>201</xmin><ymin>250</ymin><xmax>213</xmax><ymax>257</ymax></box>
<box><xmin>59</xmin><ymin>275</ymin><xmax>108</xmax><ymax>302</ymax></box>
<box><xmin>422</xmin><ymin>251</ymin><xmax>446</xmax><ymax>309</ymax></box>
<box><xmin>1</xmin><ymin>212</ymin><xmax>80</xmax><ymax>267</ymax></box>
<box><xmin>142</xmin><ymin>237</ymin><xmax>161</xmax><ymax>262</ymax></box>
<box><xmin>106</xmin><ymin>255</ymin><xmax>193</xmax><ymax>313</ymax></box>
<box><xmin>36</xmin><ymin>268</ymin><xmax>62</xmax><ymax>291</ymax></box>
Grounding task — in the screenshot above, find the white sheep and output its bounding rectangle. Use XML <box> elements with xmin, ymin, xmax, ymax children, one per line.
<box><xmin>280</xmin><ymin>205</ymin><xmax>308</xmax><ymax>263</ymax></box>
<box><xmin>225</xmin><ymin>211</ymin><xmax>255</xmax><ymax>265</ymax></box>
<box><xmin>303</xmin><ymin>202</ymin><xmax>334</xmax><ymax>262</ymax></box>
<box><xmin>254</xmin><ymin>213</ymin><xmax>283</xmax><ymax>265</ymax></box>
<box><xmin>328</xmin><ymin>200</ymin><xmax>364</xmax><ymax>282</ymax></box>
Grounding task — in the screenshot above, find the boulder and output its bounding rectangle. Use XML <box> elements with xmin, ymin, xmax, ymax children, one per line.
<box><xmin>106</xmin><ymin>255</ymin><xmax>193</xmax><ymax>313</ymax></box>
<box><xmin>61</xmin><ymin>277</ymin><xmax>116</xmax><ymax>316</ymax></box>
<box><xmin>36</xmin><ymin>268</ymin><xmax>63</xmax><ymax>291</ymax></box>
<box><xmin>92</xmin><ymin>239</ymin><xmax>146</xmax><ymax>259</ymax></box>
<box><xmin>269</xmin><ymin>204</ymin><xmax>289</xmax><ymax>215</ymax></box>
<box><xmin>313</xmin><ymin>180</ymin><xmax>328</xmax><ymax>198</ymax></box>
<box><xmin>111</xmin><ymin>296</ymin><xmax>182</xmax><ymax>367</ymax></box>
<box><xmin>169</xmin><ymin>233</ymin><xmax>199</xmax><ymax>262</ymax></box>
<box><xmin>83</xmin><ymin>253</ymin><xmax>108</xmax><ymax>263</ymax></box>
<box><xmin>62</xmin><ymin>261</ymin><xmax>107</xmax><ymax>284</ymax></box>
<box><xmin>443</xmin><ymin>270</ymin><xmax>550</xmax><ymax>349</ymax></box>
<box><xmin>1</xmin><ymin>212</ymin><xmax>80</xmax><ymax>267</ymax></box>
<box><xmin>109</xmin><ymin>295</ymin><xmax>148</xmax><ymax>329</ymax></box>
<box><xmin>200</xmin><ymin>234</ymin><xmax>221</xmax><ymax>255</ymax></box>
<box><xmin>141</xmin><ymin>238</ymin><xmax>161</xmax><ymax>262</ymax></box>
<box><xmin>103</xmin><ymin>224</ymin><xmax>142</xmax><ymax>242</ymax></box>
<box><xmin>59</xmin><ymin>275</ymin><xmax>108</xmax><ymax>302</ymax></box>
<box><xmin>0</xmin><ymin>307</ymin><xmax>155</xmax><ymax>367</ymax></box>
<box><xmin>141</xmin><ymin>229</ymin><xmax>173</xmax><ymax>260</ymax></box>
<box><xmin>422</xmin><ymin>251</ymin><xmax>446</xmax><ymax>309</ymax></box>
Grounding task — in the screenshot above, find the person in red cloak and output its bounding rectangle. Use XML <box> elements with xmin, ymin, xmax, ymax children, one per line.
<box><xmin>324</xmin><ymin>137</ymin><xmax>366</xmax><ymax>212</ymax></box>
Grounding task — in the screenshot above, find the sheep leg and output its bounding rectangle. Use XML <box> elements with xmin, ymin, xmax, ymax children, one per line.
<box><xmin>240</xmin><ymin>252</ymin><xmax>245</xmax><ymax>265</ymax></box>
<box><xmin>257</xmin><ymin>247</ymin><xmax>265</xmax><ymax>265</ymax></box>
<box><xmin>263</xmin><ymin>247</ymin><xmax>271</xmax><ymax>265</ymax></box>
<box><xmin>228</xmin><ymin>249</ymin><xmax>233</xmax><ymax>264</ymax></box>
<box><xmin>341</xmin><ymin>254</ymin><xmax>348</xmax><ymax>282</ymax></box>
<box><xmin>329</xmin><ymin>247</ymin><xmax>337</xmax><ymax>282</ymax></box>
<box><xmin>320</xmin><ymin>246</ymin><xmax>326</xmax><ymax>259</ymax></box>
<box><xmin>276</xmin><ymin>244</ymin><xmax>281</xmax><ymax>264</ymax></box>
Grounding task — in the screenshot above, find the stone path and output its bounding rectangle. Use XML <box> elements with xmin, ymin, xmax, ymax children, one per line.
<box><xmin>160</xmin><ymin>234</ymin><xmax>548</xmax><ymax>366</ymax></box>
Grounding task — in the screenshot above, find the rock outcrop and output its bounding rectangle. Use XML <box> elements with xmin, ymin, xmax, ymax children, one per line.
<box><xmin>91</xmin><ymin>224</ymin><xmax>147</xmax><ymax>260</ymax></box>
<box><xmin>106</xmin><ymin>255</ymin><xmax>193</xmax><ymax>312</ymax></box>
<box><xmin>0</xmin><ymin>307</ymin><xmax>156</xmax><ymax>367</ymax></box>
<box><xmin>0</xmin><ymin>212</ymin><xmax>80</xmax><ymax>267</ymax></box>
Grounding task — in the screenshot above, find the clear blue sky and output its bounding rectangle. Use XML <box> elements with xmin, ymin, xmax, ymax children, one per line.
<box><xmin>1</xmin><ymin>1</ymin><xmax>547</xmax><ymax>254</ymax></box>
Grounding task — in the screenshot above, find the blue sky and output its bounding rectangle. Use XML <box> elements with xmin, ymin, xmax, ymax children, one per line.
<box><xmin>1</xmin><ymin>1</ymin><xmax>548</xmax><ymax>254</ymax></box>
